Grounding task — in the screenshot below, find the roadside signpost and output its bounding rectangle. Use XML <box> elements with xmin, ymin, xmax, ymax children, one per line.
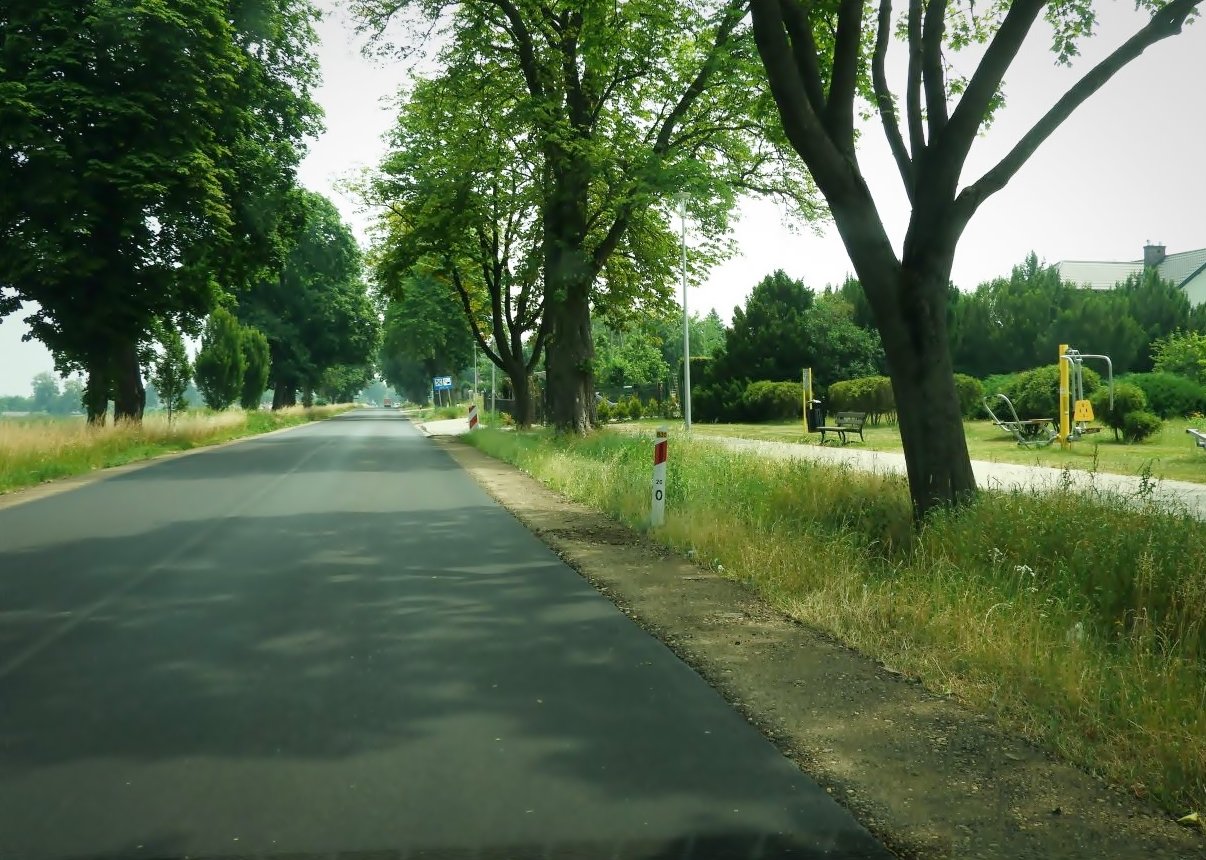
<box><xmin>433</xmin><ymin>375</ymin><xmax>452</xmax><ymax>407</ymax></box>
<box><xmin>651</xmin><ymin>427</ymin><xmax>668</xmax><ymax>527</ymax></box>
<box><xmin>468</xmin><ymin>403</ymin><xmax>479</xmax><ymax>431</ymax></box>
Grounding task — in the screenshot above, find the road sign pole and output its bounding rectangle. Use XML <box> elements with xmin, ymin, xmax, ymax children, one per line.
<box><xmin>468</xmin><ymin>403</ymin><xmax>479</xmax><ymax>431</ymax></box>
<box><xmin>651</xmin><ymin>427</ymin><xmax>668</xmax><ymax>527</ymax></box>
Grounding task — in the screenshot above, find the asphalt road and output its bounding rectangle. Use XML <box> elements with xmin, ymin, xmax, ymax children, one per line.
<box><xmin>0</xmin><ymin>410</ymin><xmax>891</xmax><ymax>860</ymax></box>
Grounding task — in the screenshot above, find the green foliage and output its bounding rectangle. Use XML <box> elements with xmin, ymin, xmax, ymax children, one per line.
<box><xmin>151</xmin><ymin>326</ymin><xmax>192</xmax><ymax>423</ymax></box>
<box><xmin>625</xmin><ymin>395</ymin><xmax>644</xmax><ymax>421</ymax></box>
<box><xmin>594</xmin><ymin>322</ymin><xmax>671</xmax><ymax>390</ymax></box>
<box><xmin>1123</xmin><ymin>372</ymin><xmax>1206</xmax><ymax>419</ymax></box>
<box><xmin>1001</xmin><ymin>365</ymin><xmax>1101</xmax><ymax>420</ymax></box>
<box><xmin>30</xmin><ymin>373</ymin><xmax>60</xmax><ymax>414</ymax></box>
<box><xmin>827</xmin><ymin>376</ymin><xmax>895</xmax><ymax>424</ymax></box>
<box><xmin>1151</xmin><ymin>330</ymin><xmax>1206</xmax><ymax>385</ymax></box>
<box><xmin>237</xmin><ymin>191</ymin><xmax>380</xmax><ymax>407</ymax></box>
<box><xmin>708</xmin><ymin>272</ymin><xmax>884</xmax><ymax>396</ymax></box>
<box><xmin>952</xmin><ymin>256</ymin><xmax>1195</xmax><ymax>379</ymax></box>
<box><xmin>693</xmin><ymin>377</ymin><xmax>749</xmax><ymax>423</ymax></box>
<box><xmin>0</xmin><ymin>0</ymin><xmax>321</xmax><ymax>409</ymax></box>
<box><xmin>595</xmin><ymin>399</ymin><xmax>613</xmax><ymax>423</ymax></box>
<box><xmin>1121</xmin><ymin>411</ymin><xmax>1162</xmax><ymax>444</ymax></box>
<box><xmin>239</xmin><ymin>327</ymin><xmax>271</xmax><ymax>411</ymax></box>
<box><xmin>1090</xmin><ymin>383</ymin><xmax>1148</xmax><ymax>442</ymax></box>
<box><xmin>742</xmin><ymin>381</ymin><xmax>803</xmax><ymax>422</ymax></box>
<box><xmin>194</xmin><ymin>309</ymin><xmax>247</xmax><ymax>411</ymax></box>
<box><xmin>953</xmin><ymin>374</ymin><xmax>985</xmax><ymax>418</ymax></box>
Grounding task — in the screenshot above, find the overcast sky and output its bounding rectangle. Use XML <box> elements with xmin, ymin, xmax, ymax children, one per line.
<box><xmin>3</xmin><ymin>2</ymin><xmax>1204</xmax><ymax>396</ymax></box>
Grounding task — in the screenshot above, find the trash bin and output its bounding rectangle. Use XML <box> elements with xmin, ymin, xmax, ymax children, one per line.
<box><xmin>805</xmin><ymin>400</ymin><xmax>824</xmax><ymax>433</ymax></box>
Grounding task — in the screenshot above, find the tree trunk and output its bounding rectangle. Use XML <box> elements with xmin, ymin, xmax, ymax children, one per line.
<box><xmin>84</xmin><ymin>360</ymin><xmax>109</xmax><ymax>426</ymax></box>
<box><xmin>507</xmin><ymin>364</ymin><xmax>535</xmax><ymax>429</ymax></box>
<box><xmin>302</xmin><ymin>385</ymin><xmax>314</xmax><ymax>408</ymax></box>
<box><xmin>868</xmin><ymin>260</ymin><xmax>977</xmax><ymax>518</ymax></box>
<box><xmin>112</xmin><ymin>340</ymin><xmax>145</xmax><ymax>423</ymax></box>
<box><xmin>544</xmin><ymin>282</ymin><xmax>594</xmax><ymax>433</ymax></box>
<box><xmin>272</xmin><ymin>382</ymin><xmax>297</xmax><ymax>410</ymax></box>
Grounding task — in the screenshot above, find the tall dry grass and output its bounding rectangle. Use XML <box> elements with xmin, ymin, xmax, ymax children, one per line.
<box><xmin>467</xmin><ymin>427</ymin><xmax>1206</xmax><ymax>814</ymax></box>
<box><xmin>0</xmin><ymin>405</ymin><xmax>350</xmax><ymax>493</ymax></box>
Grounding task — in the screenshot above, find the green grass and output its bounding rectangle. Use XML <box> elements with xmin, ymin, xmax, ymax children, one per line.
<box><xmin>465</xmin><ymin>427</ymin><xmax>1206</xmax><ymax>815</ymax></box>
<box><xmin>0</xmin><ymin>405</ymin><xmax>352</xmax><ymax>495</ymax></box>
<box><xmin>621</xmin><ymin>416</ymin><xmax>1206</xmax><ymax>484</ymax></box>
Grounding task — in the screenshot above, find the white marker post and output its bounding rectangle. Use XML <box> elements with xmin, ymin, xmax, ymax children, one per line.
<box><xmin>651</xmin><ymin>427</ymin><xmax>668</xmax><ymax>527</ymax></box>
<box><xmin>468</xmin><ymin>403</ymin><xmax>480</xmax><ymax>431</ymax></box>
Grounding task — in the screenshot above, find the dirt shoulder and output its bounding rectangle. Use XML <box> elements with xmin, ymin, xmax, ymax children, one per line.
<box><xmin>438</xmin><ymin>437</ymin><xmax>1204</xmax><ymax>860</ymax></box>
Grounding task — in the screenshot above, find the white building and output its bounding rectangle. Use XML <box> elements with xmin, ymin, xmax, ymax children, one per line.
<box><xmin>1056</xmin><ymin>244</ymin><xmax>1206</xmax><ymax>306</ymax></box>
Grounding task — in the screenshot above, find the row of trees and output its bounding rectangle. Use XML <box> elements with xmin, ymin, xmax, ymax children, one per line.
<box><xmin>355</xmin><ymin>0</ymin><xmax>1202</xmax><ymax>516</ymax></box>
<box><xmin>0</xmin><ymin>1</ymin><xmax>380</xmax><ymax>423</ymax></box>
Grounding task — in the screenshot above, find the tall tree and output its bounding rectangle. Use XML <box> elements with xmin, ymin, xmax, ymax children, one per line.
<box><xmin>354</xmin><ymin>0</ymin><xmax>815</xmax><ymax>432</ymax></box>
<box><xmin>379</xmin><ymin>273</ymin><xmax>475</xmax><ymax>398</ymax></box>
<box><xmin>194</xmin><ymin>308</ymin><xmax>247</xmax><ymax>411</ymax></box>
<box><xmin>237</xmin><ymin>191</ymin><xmax>380</xmax><ymax>408</ymax></box>
<box><xmin>368</xmin><ymin>64</ymin><xmax>550</xmax><ymax>426</ymax></box>
<box><xmin>0</xmin><ymin>0</ymin><xmax>321</xmax><ymax>423</ymax></box>
<box><xmin>749</xmin><ymin>0</ymin><xmax>1203</xmax><ymax>515</ymax></box>
<box><xmin>151</xmin><ymin>325</ymin><xmax>192</xmax><ymax>424</ymax></box>
<box><xmin>30</xmin><ymin>372</ymin><xmax>60</xmax><ymax>414</ymax></box>
<box><xmin>240</xmin><ymin>326</ymin><xmax>272</xmax><ymax>410</ymax></box>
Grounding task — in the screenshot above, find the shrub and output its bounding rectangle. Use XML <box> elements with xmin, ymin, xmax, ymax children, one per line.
<box><xmin>1122</xmin><ymin>410</ymin><xmax>1162</xmax><ymax>443</ymax></box>
<box><xmin>694</xmin><ymin>378</ymin><xmax>747</xmax><ymax>423</ymax></box>
<box><xmin>1151</xmin><ymin>330</ymin><xmax>1206</xmax><ymax>384</ymax></box>
<box><xmin>625</xmin><ymin>394</ymin><xmax>643</xmax><ymax>420</ymax></box>
<box><xmin>828</xmin><ymin>375</ymin><xmax>894</xmax><ymax>424</ymax></box>
<box><xmin>1124</xmin><ymin>372</ymin><xmax>1206</xmax><ymax>418</ymax></box>
<box><xmin>596</xmin><ymin>399</ymin><xmax>612</xmax><ymax>423</ymax></box>
<box><xmin>1090</xmin><ymin>382</ymin><xmax>1148</xmax><ymax>442</ymax></box>
<box><xmin>953</xmin><ymin>374</ymin><xmax>985</xmax><ymax>418</ymax></box>
<box><xmin>742</xmin><ymin>380</ymin><xmax>803</xmax><ymax>422</ymax></box>
<box><xmin>1001</xmin><ymin>364</ymin><xmax>1101</xmax><ymax>419</ymax></box>
<box><xmin>647</xmin><ymin>397</ymin><xmax>661</xmax><ymax>418</ymax></box>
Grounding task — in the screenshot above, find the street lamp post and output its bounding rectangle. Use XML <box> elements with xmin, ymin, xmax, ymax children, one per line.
<box><xmin>676</xmin><ymin>193</ymin><xmax>692</xmax><ymax>432</ymax></box>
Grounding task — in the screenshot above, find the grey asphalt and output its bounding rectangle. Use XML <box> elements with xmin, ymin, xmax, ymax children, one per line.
<box><xmin>0</xmin><ymin>410</ymin><xmax>891</xmax><ymax>860</ymax></box>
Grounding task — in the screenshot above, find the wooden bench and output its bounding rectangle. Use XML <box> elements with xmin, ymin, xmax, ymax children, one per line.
<box><xmin>818</xmin><ymin>411</ymin><xmax>867</xmax><ymax>445</ymax></box>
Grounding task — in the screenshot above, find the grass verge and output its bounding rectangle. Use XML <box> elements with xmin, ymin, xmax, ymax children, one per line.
<box><xmin>0</xmin><ymin>405</ymin><xmax>353</xmax><ymax>495</ymax></box>
<box><xmin>625</xmin><ymin>416</ymin><xmax>1206</xmax><ymax>484</ymax></box>
<box><xmin>465</xmin><ymin>427</ymin><xmax>1206</xmax><ymax>815</ymax></box>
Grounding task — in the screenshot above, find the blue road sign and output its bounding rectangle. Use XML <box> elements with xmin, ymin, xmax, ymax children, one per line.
<box><xmin>433</xmin><ymin>376</ymin><xmax>453</xmax><ymax>391</ymax></box>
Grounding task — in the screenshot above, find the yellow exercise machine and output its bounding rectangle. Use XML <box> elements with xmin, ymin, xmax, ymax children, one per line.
<box><xmin>1058</xmin><ymin>344</ymin><xmax>1113</xmax><ymax>450</ymax></box>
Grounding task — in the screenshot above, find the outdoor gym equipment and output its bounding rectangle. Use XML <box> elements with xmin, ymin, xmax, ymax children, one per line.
<box><xmin>982</xmin><ymin>344</ymin><xmax>1114</xmax><ymax>449</ymax></box>
<box><xmin>982</xmin><ymin>392</ymin><xmax>1057</xmax><ymax>448</ymax></box>
<box><xmin>1058</xmin><ymin>345</ymin><xmax>1113</xmax><ymax>450</ymax></box>
<box><xmin>1188</xmin><ymin>428</ymin><xmax>1206</xmax><ymax>451</ymax></box>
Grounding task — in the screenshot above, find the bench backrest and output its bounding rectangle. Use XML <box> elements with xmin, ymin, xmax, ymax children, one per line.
<box><xmin>835</xmin><ymin>411</ymin><xmax>866</xmax><ymax>428</ymax></box>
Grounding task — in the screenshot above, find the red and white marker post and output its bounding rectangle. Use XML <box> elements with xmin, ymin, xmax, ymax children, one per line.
<box><xmin>651</xmin><ymin>426</ymin><xmax>668</xmax><ymax>527</ymax></box>
<box><xmin>468</xmin><ymin>403</ymin><xmax>479</xmax><ymax>431</ymax></box>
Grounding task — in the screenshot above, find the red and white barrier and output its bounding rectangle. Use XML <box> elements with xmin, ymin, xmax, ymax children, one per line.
<box><xmin>651</xmin><ymin>427</ymin><xmax>668</xmax><ymax>527</ymax></box>
<box><xmin>468</xmin><ymin>403</ymin><xmax>479</xmax><ymax>431</ymax></box>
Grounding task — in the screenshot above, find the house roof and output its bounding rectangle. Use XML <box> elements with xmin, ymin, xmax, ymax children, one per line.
<box><xmin>1055</xmin><ymin>260</ymin><xmax>1141</xmax><ymax>290</ymax></box>
<box><xmin>1055</xmin><ymin>248</ymin><xmax>1206</xmax><ymax>291</ymax></box>
<box><xmin>1156</xmin><ymin>248</ymin><xmax>1206</xmax><ymax>288</ymax></box>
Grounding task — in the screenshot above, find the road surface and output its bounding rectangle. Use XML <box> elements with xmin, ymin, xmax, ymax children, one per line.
<box><xmin>0</xmin><ymin>410</ymin><xmax>890</xmax><ymax>860</ymax></box>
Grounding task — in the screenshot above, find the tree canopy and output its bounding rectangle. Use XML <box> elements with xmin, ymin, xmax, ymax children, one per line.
<box><xmin>0</xmin><ymin>0</ymin><xmax>322</xmax><ymax>422</ymax></box>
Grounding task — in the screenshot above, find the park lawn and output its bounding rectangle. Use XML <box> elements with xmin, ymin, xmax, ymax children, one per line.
<box><xmin>0</xmin><ymin>405</ymin><xmax>353</xmax><ymax>495</ymax></box>
<box><xmin>630</xmin><ymin>416</ymin><xmax>1206</xmax><ymax>484</ymax></box>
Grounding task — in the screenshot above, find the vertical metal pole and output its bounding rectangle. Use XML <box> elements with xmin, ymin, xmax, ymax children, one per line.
<box><xmin>490</xmin><ymin>345</ymin><xmax>496</xmax><ymax>417</ymax></box>
<box><xmin>679</xmin><ymin>196</ymin><xmax>692</xmax><ymax>432</ymax></box>
<box><xmin>1058</xmin><ymin>343</ymin><xmax>1070</xmax><ymax>450</ymax></box>
<box><xmin>474</xmin><ymin>341</ymin><xmax>478</xmax><ymax>404</ymax></box>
